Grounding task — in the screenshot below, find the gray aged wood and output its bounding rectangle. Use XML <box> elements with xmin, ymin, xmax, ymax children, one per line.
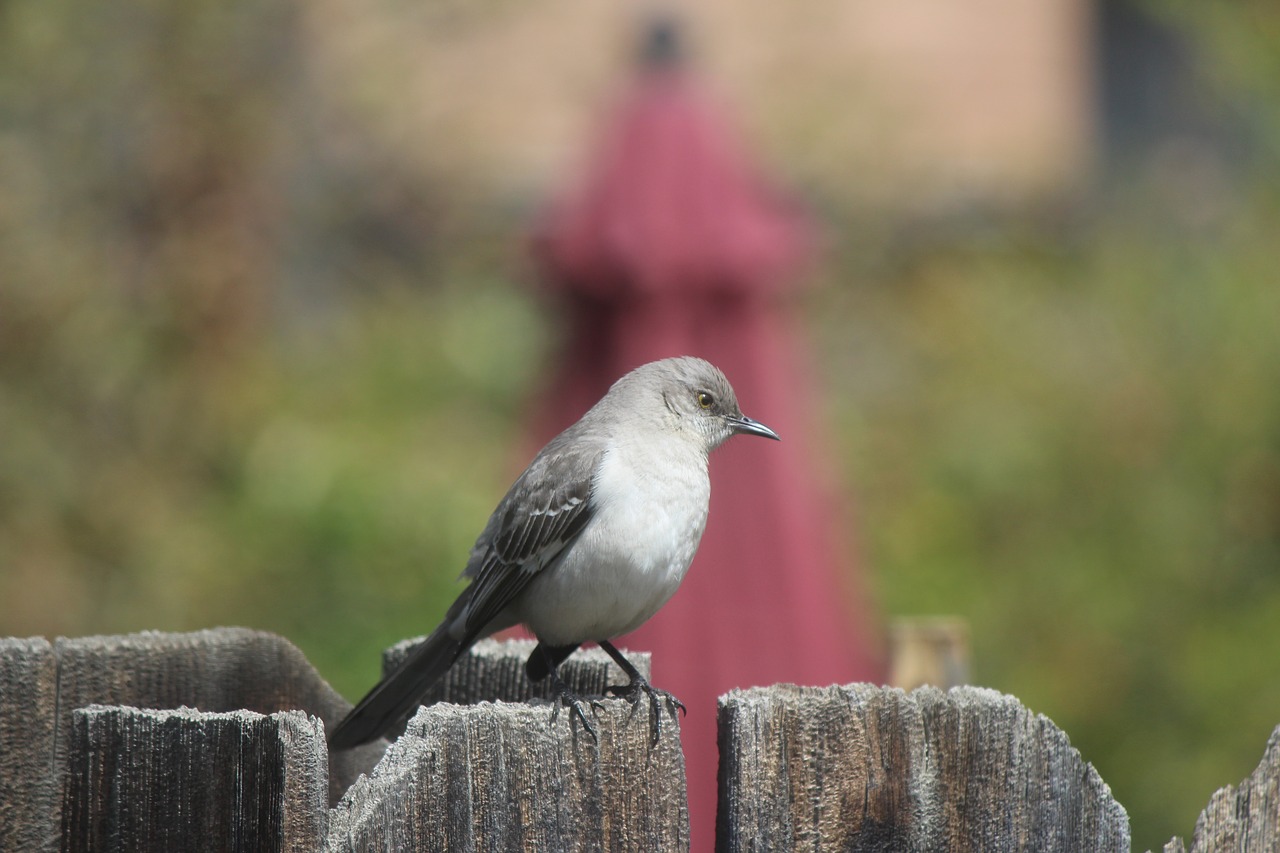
<box><xmin>39</xmin><ymin>629</ymin><xmax>1280</xmax><ymax>853</ymax></box>
<box><xmin>1159</xmin><ymin>724</ymin><xmax>1280</xmax><ymax>853</ymax></box>
<box><xmin>50</xmin><ymin>628</ymin><xmax>382</xmax><ymax>801</ymax></box>
<box><xmin>362</xmin><ymin>636</ymin><xmax>650</xmax><ymax>745</ymax></box>
<box><xmin>0</xmin><ymin>628</ymin><xmax>380</xmax><ymax>853</ymax></box>
<box><xmin>717</xmin><ymin>684</ymin><xmax>1130</xmax><ymax>853</ymax></box>
<box><xmin>61</xmin><ymin>706</ymin><xmax>327</xmax><ymax>853</ymax></box>
<box><xmin>1</xmin><ymin>637</ymin><xmax>59</xmax><ymax>853</ymax></box>
<box><xmin>327</xmin><ymin>697</ymin><xmax>689</xmax><ymax>852</ymax></box>
<box><xmin>385</xmin><ymin>636</ymin><xmax>650</xmax><ymax>705</ymax></box>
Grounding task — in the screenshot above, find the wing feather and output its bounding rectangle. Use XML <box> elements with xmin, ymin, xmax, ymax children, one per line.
<box><xmin>457</xmin><ymin>434</ymin><xmax>602</xmax><ymax>638</ymax></box>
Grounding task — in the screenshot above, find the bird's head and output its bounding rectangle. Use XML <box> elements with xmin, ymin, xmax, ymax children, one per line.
<box><xmin>629</xmin><ymin>356</ymin><xmax>780</xmax><ymax>452</ymax></box>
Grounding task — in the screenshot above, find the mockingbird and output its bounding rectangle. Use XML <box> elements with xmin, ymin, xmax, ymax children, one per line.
<box><xmin>328</xmin><ymin>356</ymin><xmax>779</xmax><ymax>749</ymax></box>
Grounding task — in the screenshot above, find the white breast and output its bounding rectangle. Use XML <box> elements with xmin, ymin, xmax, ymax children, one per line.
<box><xmin>515</xmin><ymin>439</ymin><xmax>711</xmax><ymax>646</ymax></box>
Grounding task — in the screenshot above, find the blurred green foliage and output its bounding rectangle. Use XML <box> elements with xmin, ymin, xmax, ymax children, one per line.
<box><xmin>2</xmin><ymin>1</ymin><xmax>1278</xmax><ymax>850</ymax></box>
<box><xmin>815</xmin><ymin>186</ymin><xmax>1280</xmax><ymax>847</ymax></box>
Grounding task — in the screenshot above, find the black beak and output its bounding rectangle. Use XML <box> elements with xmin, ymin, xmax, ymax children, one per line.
<box><xmin>728</xmin><ymin>413</ymin><xmax>780</xmax><ymax>441</ymax></box>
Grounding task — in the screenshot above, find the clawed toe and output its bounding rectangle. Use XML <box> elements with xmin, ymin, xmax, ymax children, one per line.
<box><xmin>595</xmin><ymin>640</ymin><xmax>685</xmax><ymax>746</ymax></box>
<box><xmin>606</xmin><ymin>679</ymin><xmax>685</xmax><ymax>746</ymax></box>
<box><xmin>544</xmin><ymin>661</ymin><xmax>603</xmax><ymax>742</ymax></box>
<box><xmin>549</xmin><ymin>690</ymin><xmax>602</xmax><ymax>741</ymax></box>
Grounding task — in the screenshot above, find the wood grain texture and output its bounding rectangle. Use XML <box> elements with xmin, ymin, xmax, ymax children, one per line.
<box><xmin>51</xmin><ymin>628</ymin><xmax>381</xmax><ymax>803</ymax></box>
<box><xmin>354</xmin><ymin>636</ymin><xmax>651</xmax><ymax>747</ymax></box>
<box><xmin>0</xmin><ymin>628</ymin><xmax>380</xmax><ymax>853</ymax></box>
<box><xmin>0</xmin><ymin>637</ymin><xmax>59</xmax><ymax>852</ymax></box>
<box><xmin>1158</xmin><ymin>725</ymin><xmax>1280</xmax><ymax>853</ymax></box>
<box><xmin>60</xmin><ymin>706</ymin><xmax>326</xmax><ymax>853</ymax></box>
<box><xmin>16</xmin><ymin>629</ymin><xmax>1280</xmax><ymax>852</ymax></box>
<box><xmin>717</xmin><ymin>684</ymin><xmax>1130</xmax><ymax>852</ymax></box>
<box><xmin>384</xmin><ymin>636</ymin><xmax>650</xmax><ymax>706</ymax></box>
<box><xmin>51</xmin><ymin>628</ymin><xmax>382</xmax><ymax>800</ymax></box>
<box><xmin>327</xmin><ymin>698</ymin><xmax>688</xmax><ymax>852</ymax></box>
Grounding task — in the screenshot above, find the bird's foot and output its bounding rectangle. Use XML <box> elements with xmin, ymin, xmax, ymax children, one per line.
<box><xmin>606</xmin><ymin>677</ymin><xmax>686</xmax><ymax>747</ymax></box>
<box><xmin>547</xmin><ymin>671</ymin><xmax>603</xmax><ymax>742</ymax></box>
<box><xmin>595</xmin><ymin>639</ymin><xmax>685</xmax><ymax>747</ymax></box>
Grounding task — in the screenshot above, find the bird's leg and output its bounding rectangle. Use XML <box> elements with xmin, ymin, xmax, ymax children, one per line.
<box><xmin>598</xmin><ymin>640</ymin><xmax>686</xmax><ymax>746</ymax></box>
<box><xmin>526</xmin><ymin>641</ymin><xmax>579</xmax><ymax>682</ymax></box>
<box><xmin>537</xmin><ymin>643</ymin><xmax>602</xmax><ymax>741</ymax></box>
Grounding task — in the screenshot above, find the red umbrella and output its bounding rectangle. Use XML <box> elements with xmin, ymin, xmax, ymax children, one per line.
<box><xmin>529</xmin><ymin>21</ymin><xmax>884</xmax><ymax>850</ymax></box>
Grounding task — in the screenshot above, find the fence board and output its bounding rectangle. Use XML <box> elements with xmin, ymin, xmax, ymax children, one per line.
<box><xmin>0</xmin><ymin>628</ymin><xmax>381</xmax><ymax>853</ymax></box>
<box><xmin>327</xmin><ymin>697</ymin><xmax>688</xmax><ymax>852</ymax></box>
<box><xmin>717</xmin><ymin>683</ymin><xmax>1130</xmax><ymax>852</ymax></box>
<box><xmin>385</xmin><ymin>636</ymin><xmax>648</xmax><ymax>705</ymax></box>
<box><xmin>61</xmin><ymin>706</ymin><xmax>326</xmax><ymax>853</ymax></box>
<box><xmin>0</xmin><ymin>637</ymin><xmax>59</xmax><ymax>852</ymax></box>
<box><xmin>50</xmin><ymin>628</ymin><xmax>382</xmax><ymax>802</ymax></box>
<box><xmin>9</xmin><ymin>629</ymin><xmax>1280</xmax><ymax>852</ymax></box>
<box><xmin>1158</xmin><ymin>724</ymin><xmax>1280</xmax><ymax>853</ymax></box>
<box><xmin>355</xmin><ymin>636</ymin><xmax>647</xmax><ymax>746</ymax></box>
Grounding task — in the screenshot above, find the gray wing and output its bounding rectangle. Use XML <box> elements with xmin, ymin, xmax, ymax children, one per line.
<box><xmin>457</xmin><ymin>433</ymin><xmax>602</xmax><ymax>638</ymax></box>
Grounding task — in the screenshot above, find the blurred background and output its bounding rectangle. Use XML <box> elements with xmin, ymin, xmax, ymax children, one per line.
<box><xmin>2</xmin><ymin>0</ymin><xmax>1278</xmax><ymax>849</ymax></box>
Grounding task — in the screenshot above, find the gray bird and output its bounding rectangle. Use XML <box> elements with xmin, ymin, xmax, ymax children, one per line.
<box><xmin>328</xmin><ymin>356</ymin><xmax>779</xmax><ymax>749</ymax></box>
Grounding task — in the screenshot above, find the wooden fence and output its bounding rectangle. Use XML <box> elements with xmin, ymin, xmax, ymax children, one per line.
<box><xmin>1</xmin><ymin>628</ymin><xmax>1276</xmax><ymax>851</ymax></box>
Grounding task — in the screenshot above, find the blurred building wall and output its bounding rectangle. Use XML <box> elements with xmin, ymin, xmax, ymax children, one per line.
<box><xmin>301</xmin><ymin>0</ymin><xmax>1094</xmax><ymax>212</ymax></box>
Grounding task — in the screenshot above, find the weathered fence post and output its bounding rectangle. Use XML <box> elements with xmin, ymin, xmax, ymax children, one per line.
<box><xmin>384</xmin><ymin>636</ymin><xmax>651</xmax><ymax>706</ymax></box>
<box><xmin>341</xmin><ymin>636</ymin><xmax>650</xmax><ymax>748</ymax></box>
<box><xmin>60</xmin><ymin>706</ymin><xmax>327</xmax><ymax>853</ymax></box>
<box><xmin>325</xmin><ymin>637</ymin><xmax>688</xmax><ymax>851</ymax></box>
<box><xmin>1158</xmin><ymin>724</ymin><xmax>1280</xmax><ymax>853</ymax></box>
<box><xmin>49</xmin><ymin>628</ymin><xmax>384</xmax><ymax>802</ymax></box>
<box><xmin>14</xmin><ymin>628</ymin><xmax>1280</xmax><ymax>853</ymax></box>
<box><xmin>717</xmin><ymin>683</ymin><xmax>1130</xmax><ymax>852</ymax></box>
<box><xmin>0</xmin><ymin>637</ymin><xmax>58</xmax><ymax>852</ymax></box>
<box><xmin>327</xmin><ymin>698</ymin><xmax>689</xmax><ymax>851</ymax></box>
<box><xmin>0</xmin><ymin>628</ymin><xmax>378</xmax><ymax>852</ymax></box>
<box><xmin>0</xmin><ymin>630</ymin><xmax>681</xmax><ymax>852</ymax></box>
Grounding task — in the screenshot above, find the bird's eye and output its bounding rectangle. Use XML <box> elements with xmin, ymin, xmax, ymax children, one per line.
<box><xmin>697</xmin><ymin>391</ymin><xmax>714</xmax><ymax>410</ymax></box>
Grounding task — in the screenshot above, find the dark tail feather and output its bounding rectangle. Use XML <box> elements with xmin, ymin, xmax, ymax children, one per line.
<box><xmin>328</xmin><ymin>627</ymin><xmax>465</xmax><ymax>750</ymax></box>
